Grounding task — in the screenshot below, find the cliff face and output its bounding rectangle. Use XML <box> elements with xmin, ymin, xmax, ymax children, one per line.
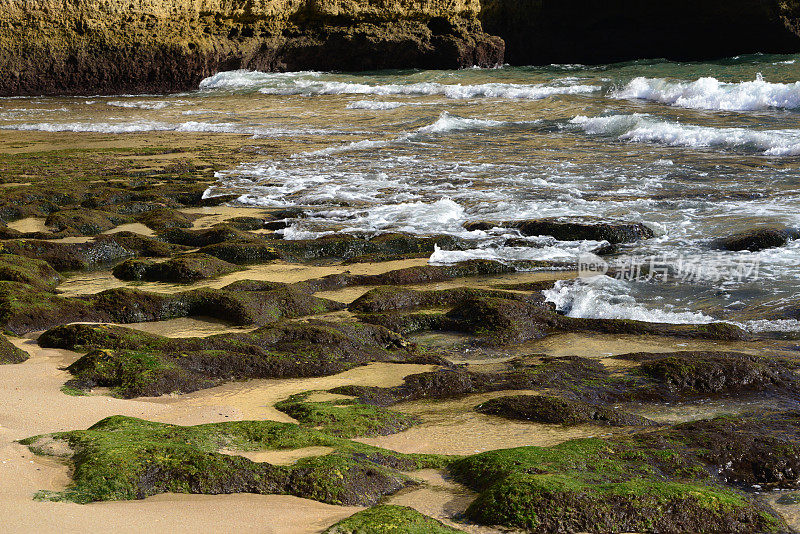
<box><xmin>480</xmin><ymin>0</ymin><xmax>800</xmax><ymax>65</ymax></box>
<box><xmin>0</xmin><ymin>0</ymin><xmax>504</xmax><ymax>95</ymax></box>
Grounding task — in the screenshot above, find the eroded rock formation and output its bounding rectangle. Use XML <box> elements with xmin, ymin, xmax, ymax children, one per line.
<box><xmin>0</xmin><ymin>0</ymin><xmax>504</xmax><ymax>95</ymax></box>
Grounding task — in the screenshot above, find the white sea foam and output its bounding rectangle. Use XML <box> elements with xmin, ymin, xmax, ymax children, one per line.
<box><xmin>257</xmin><ymin>79</ymin><xmax>600</xmax><ymax>100</ymax></box>
<box><xmin>543</xmin><ymin>276</ymin><xmax>716</xmax><ymax>324</ymax></box>
<box><xmin>107</xmin><ymin>100</ymin><xmax>171</xmax><ymax>110</ymax></box>
<box><xmin>571</xmin><ymin>113</ymin><xmax>800</xmax><ymax>156</ymax></box>
<box><xmin>198</xmin><ymin>69</ymin><xmax>320</xmax><ymax>90</ymax></box>
<box><xmin>428</xmin><ymin>241</ymin><xmax>600</xmax><ymax>265</ymax></box>
<box><xmin>612</xmin><ymin>74</ymin><xmax>800</xmax><ymax>111</ymax></box>
<box><xmin>346</xmin><ymin>100</ymin><xmax>405</xmax><ymax>110</ymax></box>
<box><xmin>417</xmin><ymin>112</ymin><xmax>504</xmax><ymax>134</ymax></box>
<box><xmin>0</xmin><ymin>120</ymin><xmax>338</xmax><ymax>137</ymax></box>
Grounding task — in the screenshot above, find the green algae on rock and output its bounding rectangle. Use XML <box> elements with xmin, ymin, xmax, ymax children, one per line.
<box><xmin>0</xmin><ymin>334</ymin><xmax>28</xmax><ymax>364</ymax></box>
<box><xmin>0</xmin><ymin>281</ymin><xmax>344</xmax><ymax>334</ymax></box>
<box><xmin>40</xmin><ymin>321</ymin><xmax>435</xmax><ymax>397</ymax></box>
<box><xmin>475</xmin><ymin>395</ymin><xmax>658</xmax><ymax>427</ymax></box>
<box><xmin>112</xmin><ymin>253</ymin><xmax>242</xmax><ymax>283</ymax></box>
<box><xmin>21</xmin><ymin>416</ymin><xmax>452</xmax><ymax>505</ymax></box>
<box><xmin>449</xmin><ymin>423</ymin><xmax>788</xmax><ymax>533</ymax></box>
<box><xmin>275</xmin><ymin>392</ymin><xmax>420</xmax><ymax>438</ymax></box>
<box><xmin>323</xmin><ymin>505</ymin><xmax>466</xmax><ymax>534</ymax></box>
<box><xmin>0</xmin><ymin>253</ymin><xmax>61</xmax><ymax>290</ymax></box>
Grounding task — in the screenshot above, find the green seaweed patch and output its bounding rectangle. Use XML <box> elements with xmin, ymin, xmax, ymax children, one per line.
<box><xmin>323</xmin><ymin>505</ymin><xmax>466</xmax><ymax>533</ymax></box>
<box><xmin>275</xmin><ymin>392</ymin><xmax>420</xmax><ymax>438</ymax></box>
<box><xmin>449</xmin><ymin>438</ymin><xmax>780</xmax><ymax>533</ymax></box>
<box><xmin>21</xmin><ymin>416</ymin><xmax>455</xmax><ymax>505</ymax></box>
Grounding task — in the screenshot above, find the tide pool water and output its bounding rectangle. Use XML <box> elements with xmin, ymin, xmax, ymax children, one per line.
<box><xmin>4</xmin><ymin>54</ymin><xmax>800</xmax><ymax>332</ymax></box>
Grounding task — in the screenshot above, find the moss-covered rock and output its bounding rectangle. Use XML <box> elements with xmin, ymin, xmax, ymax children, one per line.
<box><xmin>275</xmin><ymin>392</ymin><xmax>420</xmax><ymax>438</ymax></box>
<box><xmin>45</xmin><ymin>209</ymin><xmax>132</xmax><ymax>236</ymax></box>
<box><xmin>0</xmin><ymin>334</ymin><xmax>28</xmax><ymax>364</ymax></box>
<box><xmin>334</xmin><ymin>356</ymin><xmax>614</xmax><ymax>407</ymax></box>
<box><xmin>357</xmin><ymin>289</ymin><xmax>749</xmax><ymax>344</ymax></box>
<box><xmin>2</xmin><ymin>238</ymin><xmax>133</xmax><ymax>271</ymax></box>
<box><xmin>112</xmin><ymin>253</ymin><xmax>242</xmax><ymax>283</ymax></box>
<box><xmin>449</xmin><ymin>422</ymin><xmax>786</xmax><ymax>533</ymax></box>
<box><xmin>135</xmin><ymin>208</ymin><xmax>195</xmax><ymax>232</ymax></box>
<box><xmin>475</xmin><ymin>395</ymin><xmax>657</xmax><ymax>427</ymax></box>
<box><xmin>323</xmin><ymin>505</ymin><xmax>466</xmax><ymax>533</ymax></box>
<box><xmin>294</xmin><ymin>260</ymin><xmax>515</xmax><ymax>294</ymax></box>
<box><xmin>631</xmin><ymin>351</ymin><xmax>800</xmax><ymax>398</ymax></box>
<box><xmin>273</xmin><ymin>233</ymin><xmax>471</xmax><ymax>263</ymax></box>
<box><xmin>0</xmin><ymin>282</ymin><xmax>344</xmax><ymax>334</ymax></box>
<box><xmin>0</xmin><ymin>253</ymin><xmax>61</xmax><ymax>290</ymax></box>
<box><xmin>197</xmin><ymin>240</ymin><xmax>281</xmax><ymax>265</ymax></box>
<box><xmin>158</xmin><ymin>225</ymin><xmax>253</xmax><ymax>247</ymax></box>
<box><xmin>21</xmin><ymin>416</ymin><xmax>452</xmax><ymax>505</ymax></box>
<box><xmin>41</xmin><ymin>321</ymin><xmax>435</xmax><ymax>397</ymax></box>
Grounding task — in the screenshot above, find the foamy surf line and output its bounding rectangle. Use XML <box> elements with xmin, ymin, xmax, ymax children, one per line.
<box><xmin>0</xmin><ymin>121</ymin><xmax>340</xmax><ymax>136</ymax></box>
<box><xmin>611</xmin><ymin>74</ymin><xmax>800</xmax><ymax>111</ymax></box>
<box><xmin>199</xmin><ymin>70</ymin><xmax>601</xmax><ymax>100</ymax></box>
<box><xmin>544</xmin><ymin>276</ymin><xmax>800</xmax><ymax>333</ymax></box>
<box><xmin>571</xmin><ymin>113</ymin><xmax>800</xmax><ymax>156</ymax></box>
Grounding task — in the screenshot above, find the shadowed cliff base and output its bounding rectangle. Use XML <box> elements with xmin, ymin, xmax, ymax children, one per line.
<box><xmin>0</xmin><ymin>0</ymin><xmax>503</xmax><ymax>96</ymax></box>
<box><xmin>480</xmin><ymin>0</ymin><xmax>800</xmax><ymax>65</ymax></box>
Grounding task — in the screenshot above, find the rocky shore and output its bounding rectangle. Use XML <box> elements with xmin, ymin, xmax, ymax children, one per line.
<box><xmin>0</xmin><ymin>0</ymin><xmax>503</xmax><ymax>96</ymax></box>
<box><xmin>4</xmin><ymin>1</ymin><xmax>800</xmax><ymax>96</ymax></box>
<box><xmin>2</xmin><ymin>130</ymin><xmax>800</xmax><ymax>532</ymax></box>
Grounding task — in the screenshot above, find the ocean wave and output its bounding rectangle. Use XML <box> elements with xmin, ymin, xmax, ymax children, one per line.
<box><xmin>346</xmin><ymin>100</ymin><xmax>405</xmax><ymax>110</ymax></box>
<box><xmin>611</xmin><ymin>74</ymin><xmax>800</xmax><ymax>111</ymax></box>
<box><xmin>428</xmin><ymin>241</ymin><xmax>600</xmax><ymax>265</ymax></box>
<box><xmin>257</xmin><ymin>79</ymin><xmax>600</xmax><ymax>100</ymax></box>
<box><xmin>0</xmin><ymin>120</ymin><xmax>338</xmax><ymax>136</ymax></box>
<box><xmin>417</xmin><ymin>112</ymin><xmax>505</xmax><ymax>134</ymax></box>
<box><xmin>543</xmin><ymin>276</ymin><xmax>716</xmax><ymax>324</ymax></box>
<box><xmin>198</xmin><ymin>69</ymin><xmax>321</xmax><ymax>90</ymax></box>
<box><xmin>107</xmin><ymin>100</ymin><xmax>171</xmax><ymax>110</ymax></box>
<box><xmin>570</xmin><ymin>113</ymin><xmax>800</xmax><ymax>156</ymax></box>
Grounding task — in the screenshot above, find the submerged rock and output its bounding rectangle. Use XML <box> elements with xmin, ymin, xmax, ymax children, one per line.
<box><xmin>713</xmin><ymin>226</ymin><xmax>799</xmax><ymax>252</ymax></box>
<box><xmin>0</xmin><ymin>334</ymin><xmax>28</xmax><ymax>364</ymax></box>
<box><xmin>475</xmin><ymin>395</ymin><xmax>657</xmax><ymax>427</ymax></box>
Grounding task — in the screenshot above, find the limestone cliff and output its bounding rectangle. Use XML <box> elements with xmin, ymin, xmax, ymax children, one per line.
<box><xmin>0</xmin><ymin>0</ymin><xmax>504</xmax><ymax>95</ymax></box>
<box><xmin>480</xmin><ymin>0</ymin><xmax>800</xmax><ymax>65</ymax></box>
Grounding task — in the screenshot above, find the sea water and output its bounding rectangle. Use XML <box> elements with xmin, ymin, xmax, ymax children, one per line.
<box><xmin>4</xmin><ymin>54</ymin><xmax>800</xmax><ymax>333</ymax></box>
